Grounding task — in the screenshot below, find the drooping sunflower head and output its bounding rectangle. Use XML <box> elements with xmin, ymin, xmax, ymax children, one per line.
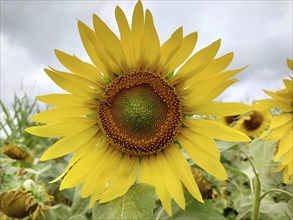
<box><xmin>258</xmin><ymin>59</ymin><xmax>293</xmax><ymax>183</ymax></box>
<box><xmin>232</xmin><ymin>104</ymin><xmax>272</xmax><ymax>138</ymax></box>
<box><xmin>26</xmin><ymin>0</ymin><xmax>252</xmax><ymax>216</ymax></box>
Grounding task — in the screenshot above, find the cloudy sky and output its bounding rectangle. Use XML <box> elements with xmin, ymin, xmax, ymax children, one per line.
<box><xmin>1</xmin><ymin>0</ymin><xmax>292</xmax><ymax>106</ymax></box>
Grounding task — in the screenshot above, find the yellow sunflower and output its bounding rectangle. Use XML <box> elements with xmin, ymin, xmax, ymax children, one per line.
<box><xmin>233</xmin><ymin>104</ymin><xmax>272</xmax><ymax>138</ymax></box>
<box><xmin>26</xmin><ymin>1</ymin><xmax>252</xmax><ymax>215</ymax></box>
<box><xmin>258</xmin><ymin>59</ymin><xmax>293</xmax><ymax>183</ymax></box>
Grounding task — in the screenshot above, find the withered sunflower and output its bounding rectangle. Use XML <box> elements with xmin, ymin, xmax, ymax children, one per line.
<box><xmin>258</xmin><ymin>59</ymin><xmax>293</xmax><ymax>183</ymax></box>
<box><xmin>26</xmin><ymin>1</ymin><xmax>251</xmax><ymax>215</ymax></box>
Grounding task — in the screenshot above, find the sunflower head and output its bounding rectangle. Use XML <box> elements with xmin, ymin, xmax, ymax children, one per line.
<box><xmin>26</xmin><ymin>0</ymin><xmax>251</xmax><ymax>216</ymax></box>
<box><xmin>2</xmin><ymin>144</ymin><xmax>32</xmax><ymax>163</ymax></box>
<box><xmin>258</xmin><ymin>59</ymin><xmax>293</xmax><ymax>183</ymax></box>
<box><xmin>233</xmin><ymin>105</ymin><xmax>272</xmax><ymax>138</ymax></box>
<box><xmin>97</xmin><ymin>71</ymin><xmax>182</xmax><ymax>156</ymax></box>
<box><xmin>0</xmin><ymin>190</ymin><xmax>38</xmax><ymax>218</ymax></box>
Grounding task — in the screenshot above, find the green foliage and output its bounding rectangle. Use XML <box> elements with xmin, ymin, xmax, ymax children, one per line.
<box><xmin>70</xmin><ymin>186</ymin><xmax>90</xmax><ymax>217</ymax></box>
<box><xmin>0</xmin><ymin>94</ymin><xmax>75</xmax><ymax>219</ymax></box>
<box><xmin>92</xmin><ymin>184</ymin><xmax>155</xmax><ymax>220</ymax></box>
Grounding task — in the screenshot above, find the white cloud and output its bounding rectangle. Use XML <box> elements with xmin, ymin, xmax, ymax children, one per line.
<box><xmin>1</xmin><ymin>0</ymin><xmax>292</xmax><ymax>105</ymax></box>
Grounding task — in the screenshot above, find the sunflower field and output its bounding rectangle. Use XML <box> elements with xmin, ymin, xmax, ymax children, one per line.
<box><xmin>0</xmin><ymin>1</ymin><xmax>292</xmax><ymax>219</ymax></box>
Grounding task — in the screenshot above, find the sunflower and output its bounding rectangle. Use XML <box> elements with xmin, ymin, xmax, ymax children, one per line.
<box><xmin>232</xmin><ymin>104</ymin><xmax>272</xmax><ymax>138</ymax></box>
<box><xmin>258</xmin><ymin>59</ymin><xmax>293</xmax><ymax>183</ymax></box>
<box><xmin>26</xmin><ymin>1</ymin><xmax>252</xmax><ymax>215</ymax></box>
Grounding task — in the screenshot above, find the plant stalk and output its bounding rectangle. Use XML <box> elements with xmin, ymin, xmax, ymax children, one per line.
<box><xmin>240</xmin><ymin>150</ymin><xmax>261</xmax><ymax>220</ymax></box>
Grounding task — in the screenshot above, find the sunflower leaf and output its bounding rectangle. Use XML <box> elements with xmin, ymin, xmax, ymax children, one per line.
<box><xmin>248</xmin><ymin>139</ymin><xmax>282</xmax><ymax>190</ymax></box>
<box><xmin>92</xmin><ymin>184</ymin><xmax>155</xmax><ymax>220</ymax></box>
<box><xmin>70</xmin><ymin>186</ymin><xmax>89</xmax><ymax>217</ymax></box>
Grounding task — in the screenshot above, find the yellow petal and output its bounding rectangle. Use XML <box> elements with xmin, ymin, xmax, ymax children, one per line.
<box><xmin>156</xmin><ymin>153</ymin><xmax>185</xmax><ymax>210</ymax></box>
<box><xmin>49</xmin><ymin>141</ymin><xmax>93</xmax><ymax>183</ymax></box>
<box><xmin>194</xmin><ymin>52</ymin><xmax>234</xmax><ymax>82</ymax></box>
<box><xmin>164</xmin><ymin>146</ymin><xmax>203</xmax><ymax>203</ymax></box>
<box><xmin>30</xmin><ymin>107</ymin><xmax>95</xmax><ymax>123</ymax></box>
<box><xmin>257</xmin><ymin>99</ymin><xmax>292</xmax><ymax>113</ymax></box>
<box><xmin>163</xmin><ymin>32</ymin><xmax>198</xmax><ymax>78</ymax></box>
<box><xmin>275</xmin><ymin>130</ymin><xmax>292</xmax><ymax>161</ymax></box>
<box><xmin>115</xmin><ymin>6</ymin><xmax>134</xmax><ymax>70</ymax></box>
<box><xmin>179</xmin><ymin>128</ymin><xmax>220</xmax><ymax>159</ymax></box>
<box><xmin>131</xmin><ymin>0</ymin><xmax>144</xmax><ymax>67</ymax></box>
<box><xmin>60</xmin><ymin>141</ymin><xmax>106</xmax><ymax>189</ymax></box>
<box><xmin>40</xmin><ymin>127</ymin><xmax>99</xmax><ymax>161</ymax></box>
<box><xmin>263</xmin><ymin>89</ymin><xmax>289</xmax><ymax>103</ymax></box>
<box><xmin>259</xmin><ymin>130</ymin><xmax>270</xmax><ymax>139</ymax></box>
<box><xmin>266</xmin><ymin>122</ymin><xmax>292</xmax><ymax>141</ymax></box>
<box><xmin>172</xmin><ymin>39</ymin><xmax>221</xmax><ymax>84</ymax></box>
<box><xmin>178</xmin><ymin>134</ymin><xmax>227</xmax><ymax>180</ymax></box>
<box><xmin>140</xmin><ymin>10</ymin><xmax>161</xmax><ymax>70</ymax></box>
<box><xmin>77</xmin><ymin>21</ymin><xmax>110</xmax><ymax>78</ymax></box>
<box><xmin>36</xmin><ymin>94</ymin><xmax>96</xmax><ymax>107</ymax></box>
<box><xmin>139</xmin><ymin>157</ymin><xmax>172</xmax><ymax>216</ymax></box>
<box><xmin>283</xmin><ymin>165</ymin><xmax>291</xmax><ymax>183</ymax></box>
<box><xmin>282</xmin><ymin>148</ymin><xmax>293</xmax><ymax>164</ymax></box>
<box><xmin>287</xmin><ymin>59</ymin><xmax>293</xmax><ymax>71</ymax></box>
<box><xmin>185</xmin><ymin>119</ymin><xmax>251</xmax><ymax>142</ymax></box>
<box><xmin>269</xmin><ymin>113</ymin><xmax>292</xmax><ymax>130</ymax></box>
<box><xmin>201</xmin><ymin>79</ymin><xmax>238</xmax><ymax>102</ymax></box>
<box><xmin>283</xmin><ymin>79</ymin><xmax>293</xmax><ymax>92</ymax></box>
<box><xmin>45</xmin><ymin>68</ymin><xmax>98</xmax><ymax>97</ymax></box>
<box><xmin>54</xmin><ymin>50</ymin><xmax>106</xmax><ymax>87</ymax></box>
<box><xmin>99</xmin><ymin>155</ymin><xmax>138</xmax><ymax>203</ymax></box>
<box><xmin>179</xmin><ymin>67</ymin><xmax>245</xmax><ymax>97</ymax></box>
<box><xmin>156</xmin><ymin>27</ymin><xmax>183</xmax><ymax>74</ymax></box>
<box><xmin>93</xmin><ymin>14</ymin><xmax>127</xmax><ymax>72</ymax></box>
<box><xmin>185</xmin><ymin>102</ymin><xmax>252</xmax><ymax>116</ymax></box>
<box><xmin>26</xmin><ymin>117</ymin><xmax>97</xmax><ymax>137</ymax></box>
<box><xmin>89</xmin><ymin>150</ymin><xmax>122</xmax><ymax>207</ymax></box>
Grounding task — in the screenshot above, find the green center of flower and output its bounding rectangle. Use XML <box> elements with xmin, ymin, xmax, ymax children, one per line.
<box><xmin>98</xmin><ymin>71</ymin><xmax>182</xmax><ymax>156</ymax></box>
<box><xmin>111</xmin><ymin>85</ymin><xmax>167</xmax><ymax>138</ymax></box>
<box><xmin>243</xmin><ymin>111</ymin><xmax>263</xmax><ymax>131</ymax></box>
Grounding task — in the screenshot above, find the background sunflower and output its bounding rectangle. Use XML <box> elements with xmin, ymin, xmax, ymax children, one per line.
<box><xmin>258</xmin><ymin>59</ymin><xmax>293</xmax><ymax>183</ymax></box>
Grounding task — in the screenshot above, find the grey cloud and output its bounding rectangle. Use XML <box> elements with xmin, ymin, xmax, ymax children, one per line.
<box><xmin>1</xmin><ymin>0</ymin><xmax>292</xmax><ymax>105</ymax></box>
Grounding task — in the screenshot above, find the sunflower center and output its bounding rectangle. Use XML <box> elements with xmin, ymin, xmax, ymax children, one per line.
<box><xmin>243</xmin><ymin>111</ymin><xmax>263</xmax><ymax>131</ymax></box>
<box><xmin>111</xmin><ymin>85</ymin><xmax>167</xmax><ymax>137</ymax></box>
<box><xmin>98</xmin><ymin>71</ymin><xmax>182</xmax><ymax>156</ymax></box>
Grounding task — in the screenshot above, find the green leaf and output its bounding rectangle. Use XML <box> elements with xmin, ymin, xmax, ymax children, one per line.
<box><xmin>217</xmin><ymin>141</ymin><xmax>239</xmax><ymax>153</ymax></box>
<box><xmin>249</xmin><ymin>139</ymin><xmax>282</xmax><ymax>189</ymax></box>
<box><xmin>288</xmin><ymin>199</ymin><xmax>293</xmax><ymax>216</ymax></box>
<box><xmin>259</xmin><ymin>197</ymin><xmax>291</xmax><ymax>220</ymax></box>
<box><xmin>70</xmin><ymin>186</ymin><xmax>89</xmax><ymax>216</ymax></box>
<box><xmin>43</xmin><ymin>204</ymin><xmax>70</xmax><ymax>220</ymax></box>
<box><xmin>68</xmin><ymin>215</ymin><xmax>87</xmax><ymax>220</ymax></box>
<box><xmin>172</xmin><ymin>200</ymin><xmax>227</xmax><ymax>220</ymax></box>
<box><xmin>92</xmin><ymin>183</ymin><xmax>155</xmax><ymax>220</ymax></box>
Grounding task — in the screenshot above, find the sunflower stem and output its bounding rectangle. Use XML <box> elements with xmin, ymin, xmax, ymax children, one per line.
<box><xmin>240</xmin><ymin>150</ymin><xmax>261</xmax><ymax>220</ymax></box>
<box><xmin>155</xmin><ymin>207</ymin><xmax>164</xmax><ymax>220</ymax></box>
<box><xmin>260</xmin><ymin>189</ymin><xmax>293</xmax><ymax>200</ymax></box>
